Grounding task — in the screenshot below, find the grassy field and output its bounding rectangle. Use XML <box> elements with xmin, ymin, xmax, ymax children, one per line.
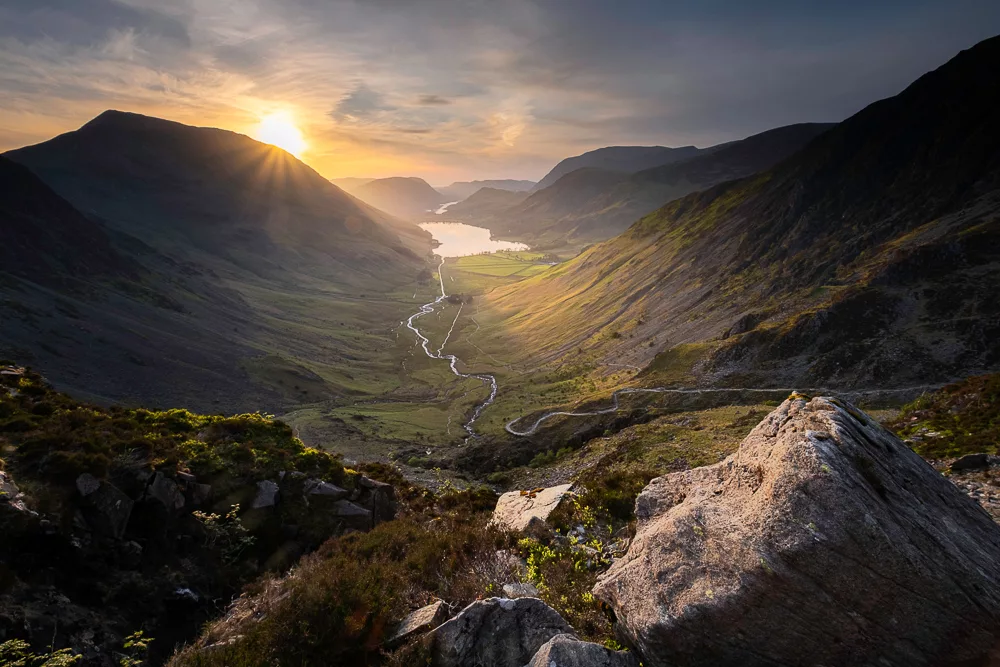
<box><xmin>444</xmin><ymin>252</ymin><xmax>554</xmax><ymax>294</ymax></box>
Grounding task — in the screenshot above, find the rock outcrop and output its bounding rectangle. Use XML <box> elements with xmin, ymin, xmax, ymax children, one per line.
<box><xmin>387</xmin><ymin>600</ymin><xmax>450</xmax><ymax>648</ymax></box>
<box><xmin>594</xmin><ymin>396</ymin><xmax>1000</xmax><ymax>667</ymax></box>
<box><xmin>76</xmin><ymin>473</ymin><xmax>134</xmax><ymax>538</ymax></box>
<box><xmin>429</xmin><ymin>597</ymin><xmax>574</xmax><ymax>667</ymax></box>
<box><xmin>492</xmin><ymin>484</ymin><xmax>573</xmax><ymax>532</ymax></box>
<box><xmin>524</xmin><ymin>634</ymin><xmax>638</xmax><ymax>667</ymax></box>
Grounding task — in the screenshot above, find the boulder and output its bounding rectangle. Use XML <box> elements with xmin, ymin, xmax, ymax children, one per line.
<box><xmin>330</xmin><ymin>499</ymin><xmax>372</xmax><ymax>531</ymax></box>
<box><xmin>303</xmin><ymin>479</ymin><xmax>349</xmax><ymax>500</ymax></box>
<box><xmin>950</xmin><ymin>453</ymin><xmax>1000</xmax><ymax>472</ymax></box>
<box><xmin>524</xmin><ymin>634</ymin><xmax>638</xmax><ymax>667</ymax></box>
<box><xmin>188</xmin><ymin>482</ymin><xmax>213</xmax><ymax>506</ymax></box>
<box><xmin>594</xmin><ymin>397</ymin><xmax>1000</xmax><ymax>667</ymax></box>
<box><xmin>0</xmin><ymin>470</ymin><xmax>20</xmax><ymax>499</ymax></box>
<box><xmin>0</xmin><ymin>470</ymin><xmax>32</xmax><ymax>514</ymax></box>
<box><xmin>492</xmin><ymin>484</ymin><xmax>573</xmax><ymax>532</ymax></box>
<box><xmin>145</xmin><ymin>472</ymin><xmax>185</xmax><ymax>512</ymax></box>
<box><xmin>502</xmin><ymin>582</ymin><xmax>539</xmax><ymax>598</ymax></box>
<box><xmin>75</xmin><ymin>474</ymin><xmax>133</xmax><ymax>539</ymax></box>
<box><xmin>355</xmin><ymin>476</ymin><xmax>397</xmax><ymax>526</ymax></box>
<box><xmin>252</xmin><ymin>480</ymin><xmax>279</xmax><ymax>509</ymax></box>
<box><xmin>387</xmin><ymin>599</ymin><xmax>451</xmax><ymax>648</ymax></box>
<box><xmin>430</xmin><ymin>597</ymin><xmax>574</xmax><ymax>667</ymax></box>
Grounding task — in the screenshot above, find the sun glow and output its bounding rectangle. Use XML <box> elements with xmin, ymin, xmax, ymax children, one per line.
<box><xmin>255</xmin><ymin>112</ymin><xmax>307</xmax><ymax>157</ymax></box>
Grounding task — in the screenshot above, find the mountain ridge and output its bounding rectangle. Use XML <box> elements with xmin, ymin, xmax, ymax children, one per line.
<box><xmin>476</xmin><ymin>34</ymin><xmax>1000</xmax><ymax>413</ymax></box>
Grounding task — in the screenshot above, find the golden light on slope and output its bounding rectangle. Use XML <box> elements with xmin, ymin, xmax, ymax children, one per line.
<box><xmin>255</xmin><ymin>111</ymin><xmax>307</xmax><ymax>157</ymax></box>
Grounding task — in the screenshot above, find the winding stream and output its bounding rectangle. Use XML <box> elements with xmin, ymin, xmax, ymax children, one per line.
<box><xmin>404</xmin><ymin>232</ymin><xmax>940</xmax><ymax>440</ymax></box>
<box><xmin>405</xmin><ymin>257</ymin><xmax>498</xmax><ymax>438</ymax></box>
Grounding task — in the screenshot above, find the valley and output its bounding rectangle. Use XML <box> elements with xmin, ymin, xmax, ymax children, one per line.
<box><xmin>3</xmin><ymin>17</ymin><xmax>1000</xmax><ymax>667</ymax></box>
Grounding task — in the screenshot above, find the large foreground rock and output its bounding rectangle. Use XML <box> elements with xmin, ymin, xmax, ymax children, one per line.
<box><xmin>594</xmin><ymin>396</ymin><xmax>1000</xmax><ymax>667</ymax></box>
<box><xmin>492</xmin><ymin>484</ymin><xmax>573</xmax><ymax>532</ymax></box>
<box><xmin>430</xmin><ymin>597</ymin><xmax>574</xmax><ymax>667</ymax></box>
<box><xmin>524</xmin><ymin>634</ymin><xmax>638</xmax><ymax>667</ymax></box>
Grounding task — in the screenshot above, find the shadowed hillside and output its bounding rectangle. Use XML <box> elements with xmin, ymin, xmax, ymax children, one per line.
<box><xmin>1</xmin><ymin>112</ymin><xmax>433</xmax><ymax>416</ymax></box>
<box><xmin>0</xmin><ymin>156</ymin><xmax>138</xmax><ymax>284</ymax></box>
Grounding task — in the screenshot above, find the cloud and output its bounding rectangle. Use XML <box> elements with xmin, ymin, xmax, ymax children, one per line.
<box><xmin>331</xmin><ymin>82</ymin><xmax>395</xmax><ymax>122</ymax></box>
<box><xmin>1</xmin><ymin>0</ymin><xmax>999</xmax><ymax>182</ymax></box>
<box><xmin>417</xmin><ymin>94</ymin><xmax>451</xmax><ymax>105</ymax></box>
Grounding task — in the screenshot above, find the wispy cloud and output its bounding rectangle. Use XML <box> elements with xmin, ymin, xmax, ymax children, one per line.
<box><xmin>0</xmin><ymin>0</ymin><xmax>998</xmax><ymax>182</ymax></box>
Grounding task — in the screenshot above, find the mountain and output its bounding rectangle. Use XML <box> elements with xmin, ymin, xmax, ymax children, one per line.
<box><xmin>472</xmin><ymin>123</ymin><xmax>833</xmax><ymax>249</ymax></box>
<box><xmin>0</xmin><ymin>156</ymin><xmax>138</xmax><ymax>284</ymax></box>
<box><xmin>351</xmin><ymin>176</ymin><xmax>448</xmax><ymax>219</ymax></box>
<box><xmin>532</xmin><ymin>145</ymin><xmax>704</xmax><ymax>192</ymax></box>
<box><xmin>330</xmin><ymin>177</ymin><xmax>375</xmax><ymax>194</ymax></box>
<box><xmin>437</xmin><ymin>179</ymin><xmax>536</xmax><ymax>201</ymax></box>
<box><xmin>443</xmin><ymin>187</ymin><xmax>530</xmax><ymax>220</ymax></box>
<box><xmin>7</xmin><ymin>111</ymin><xmax>425</xmax><ymax>277</ymax></box>
<box><xmin>2</xmin><ymin>111</ymin><xmax>433</xmax><ymax>417</ymax></box>
<box><xmin>482</xmin><ymin>35</ymin><xmax>1000</xmax><ymax>395</ymax></box>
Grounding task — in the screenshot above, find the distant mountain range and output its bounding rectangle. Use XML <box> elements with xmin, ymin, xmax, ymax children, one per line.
<box><xmin>532</xmin><ymin>145</ymin><xmax>705</xmax><ymax>191</ymax></box>
<box><xmin>483</xmin><ymin>34</ymin><xmax>1000</xmax><ymax>392</ymax></box>
<box><xmin>443</xmin><ymin>187</ymin><xmax>530</xmax><ymax>220</ymax></box>
<box><xmin>451</xmin><ymin>123</ymin><xmax>832</xmax><ymax>249</ymax></box>
<box><xmin>1</xmin><ymin>111</ymin><xmax>432</xmax><ymax>411</ymax></box>
<box><xmin>345</xmin><ymin>176</ymin><xmax>448</xmax><ymax>220</ymax></box>
<box><xmin>437</xmin><ymin>179</ymin><xmax>535</xmax><ymax>202</ymax></box>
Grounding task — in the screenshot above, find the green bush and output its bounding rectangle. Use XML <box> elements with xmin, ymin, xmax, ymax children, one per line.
<box><xmin>887</xmin><ymin>374</ymin><xmax>1000</xmax><ymax>458</ymax></box>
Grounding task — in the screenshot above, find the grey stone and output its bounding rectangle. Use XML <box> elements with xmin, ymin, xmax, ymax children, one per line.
<box><xmin>145</xmin><ymin>472</ymin><xmax>185</xmax><ymax>512</ymax></box>
<box><xmin>0</xmin><ymin>470</ymin><xmax>20</xmax><ymax>499</ymax></box>
<box><xmin>429</xmin><ymin>597</ymin><xmax>574</xmax><ymax>667</ymax></box>
<box><xmin>523</xmin><ymin>634</ymin><xmax>638</xmax><ymax>667</ymax></box>
<box><xmin>387</xmin><ymin>599</ymin><xmax>450</xmax><ymax>648</ymax></box>
<box><xmin>189</xmin><ymin>483</ymin><xmax>212</xmax><ymax>506</ymax></box>
<box><xmin>356</xmin><ymin>476</ymin><xmax>396</xmax><ymax>526</ymax></box>
<box><xmin>502</xmin><ymin>583</ymin><xmax>540</xmax><ymax>598</ymax></box>
<box><xmin>76</xmin><ymin>473</ymin><xmax>101</xmax><ymax>497</ymax></box>
<box><xmin>492</xmin><ymin>484</ymin><xmax>573</xmax><ymax>532</ymax></box>
<box><xmin>594</xmin><ymin>397</ymin><xmax>1000</xmax><ymax>667</ymax></box>
<box><xmin>252</xmin><ymin>480</ymin><xmax>279</xmax><ymax>509</ymax></box>
<box><xmin>951</xmin><ymin>453</ymin><xmax>1000</xmax><ymax>472</ymax></box>
<box><xmin>76</xmin><ymin>475</ymin><xmax>133</xmax><ymax>539</ymax></box>
<box><xmin>304</xmin><ymin>479</ymin><xmax>349</xmax><ymax>500</ymax></box>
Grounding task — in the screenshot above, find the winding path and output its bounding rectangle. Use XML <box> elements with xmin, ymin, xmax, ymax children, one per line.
<box><xmin>504</xmin><ymin>384</ymin><xmax>940</xmax><ymax>437</ymax></box>
<box><xmin>405</xmin><ymin>261</ymin><xmax>939</xmax><ymax>440</ymax></box>
<box><xmin>405</xmin><ymin>258</ymin><xmax>498</xmax><ymax>438</ymax></box>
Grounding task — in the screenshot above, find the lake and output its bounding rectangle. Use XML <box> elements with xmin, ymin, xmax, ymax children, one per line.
<box><xmin>420</xmin><ymin>222</ymin><xmax>529</xmax><ymax>257</ymax></box>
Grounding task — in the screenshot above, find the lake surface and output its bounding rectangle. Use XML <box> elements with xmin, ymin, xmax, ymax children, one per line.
<box><xmin>420</xmin><ymin>222</ymin><xmax>529</xmax><ymax>257</ymax></box>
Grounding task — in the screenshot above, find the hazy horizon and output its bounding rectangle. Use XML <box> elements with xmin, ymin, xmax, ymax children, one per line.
<box><xmin>2</xmin><ymin>0</ymin><xmax>999</xmax><ymax>183</ymax></box>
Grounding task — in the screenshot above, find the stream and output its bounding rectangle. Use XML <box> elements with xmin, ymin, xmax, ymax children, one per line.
<box><xmin>405</xmin><ymin>257</ymin><xmax>498</xmax><ymax>438</ymax></box>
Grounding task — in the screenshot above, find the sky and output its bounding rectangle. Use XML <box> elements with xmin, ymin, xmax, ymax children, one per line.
<box><xmin>0</xmin><ymin>1</ymin><xmax>998</xmax><ymax>185</ymax></box>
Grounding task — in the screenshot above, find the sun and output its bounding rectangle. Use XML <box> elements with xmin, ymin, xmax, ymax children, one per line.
<box><xmin>255</xmin><ymin>112</ymin><xmax>307</xmax><ymax>157</ymax></box>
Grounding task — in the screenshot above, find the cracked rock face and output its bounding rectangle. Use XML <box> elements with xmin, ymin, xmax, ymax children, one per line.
<box><xmin>594</xmin><ymin>396</ymin><xmax>1000</xmax><ymax>667</ymax></box>
<box><xmin>430</xmin><ymin>597</ymin><xmax>574</xmax><ymax>667</ymax></box>
<box><xmin>492</xmin><ymin>484</ymin><xmax>573</xmax><ymax>532</ymax></box>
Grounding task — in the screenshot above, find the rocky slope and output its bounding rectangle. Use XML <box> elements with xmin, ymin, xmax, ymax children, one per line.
<box><xmin>163</xmin><ymin>388</ymin><xmax>1000</xmax><ymax>667</ymax></box>
<box><xmin>0</xmin><ymin>366</ymin><xmax>397</xmax><ymax>665</ymax></box>
<box><xmin>482</xmin><ymin>35</ymin><xmax>1000</xmax><ymax>395</ymax></box>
